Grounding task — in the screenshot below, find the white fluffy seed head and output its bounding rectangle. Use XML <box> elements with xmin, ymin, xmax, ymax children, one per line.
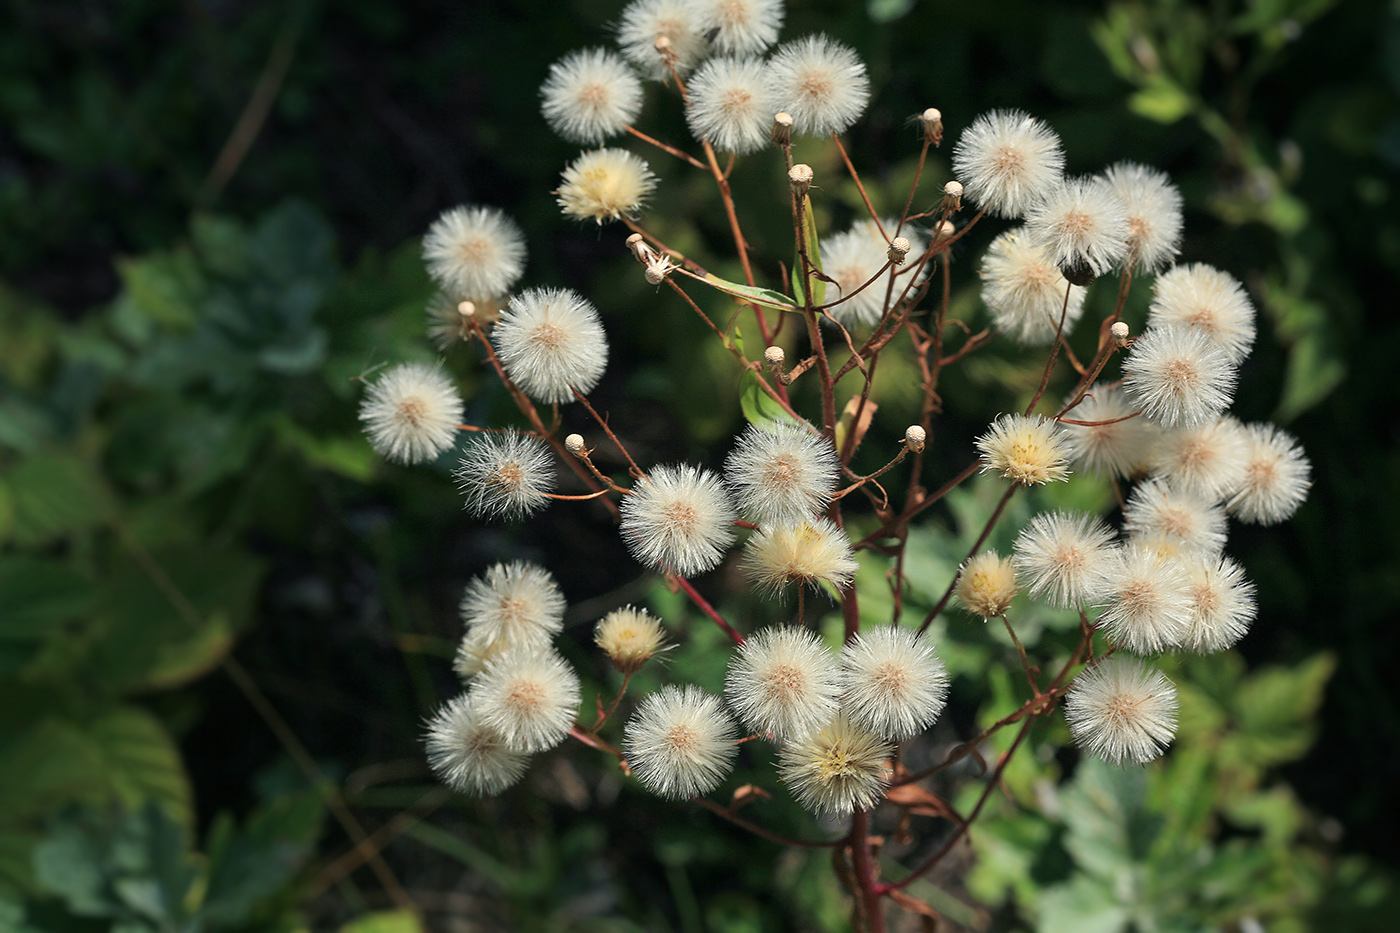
<box><xmin>595</xmin><ymin>606</ymin><xmax>669</xmax><ymax>674</ymax></box>
<box><xmin>724</xmin><ymin>420</ymin><xmax>840</xmax><ymax>527</ymax></box>
<box><xmin>557</xmin><ymin>148</ymin><xmax>658</xmax><ymax>224</ymax></box>
<box><xmin>620</xmin><ymin>464</ymin><xmax>737</xmax><ymax>577</ymax></box>
<box><xmin>422</xmin><ymin>205</ymin><xmax>526</xmax><ymax>302</ymax></box>
<box><xmin>765</xmin><ymin>34</ymin><xmax>871</xmax><ymax>137</ymax></box>
<box><xmin>743</xmin><ymin>519</ymin><xmax>859</xmax><ymax>595</ymax></box>
<box><xmin>359</xmin><ymin>361</ymin><xmax>464</xmax><ymax>465</ymax></box>
<box><xmin>1023</xmin><ymin>175</ymin><xmax>1130</xmax><ymax>280</ymax></box>
<box><xmin>685</xmin><ymin>56</ymin><xmax>775</xmax><ymax>154</ymax></box>
<box><xmin>724</xmin><ymin>626</ymin><xmax>841</xmax><ymax>741</ymax></box>
<box><xmin>1060</xmin><ymin>383</ymin><xmax>1158</xmax><ymax>479</ymax></box>
<box><xmin>778</xmin><ymin>713</ymin><xmax>891</xmax><ymax>815</ymax></box>
<box><xmin>952</xmin><ymin>109</ymin><xmax>1065</xmax><ymax>219</ymax></box>
<box><xmin>1012</xmin><ymin>511</ymin><xmax>1118</xmax><ymax>609</ymax></box>
<box><xmin>975</xmin><ymin>413</ymin><xmax>1073</xmax><ymax>486</ymax></box>
<box><xmin>954</xmin><ymin>550</ymin><xmax>1020</xmax><ymax>618</ymax></box>
<box><xmin>839</xmin><ymin>627</ymin><xmax>949</xmax><ymax>741</ymax></box>
<box><xmin>455</xmin><ymin>431</ymin><xmax>557</xmax><ymax>520</ymax></box>
<box><xmin>1096</xmin><ymin>542</ymin><xmax>1194</xmax><ymax>654</ymax></box>
<box><xmin>1225</xmin><ymin>423</ymin><xmax>1312</xmax><ymax>524</ymax></box>
<box><xmin>1122</xmin><ymin>325</ymin><xmax>1237</xmax><ymax>429</ymax></box>
<box><xmin>822</xmin><ymin>218</ymin><xmax>928</xmax><ymax>329</ymax></box>
<box><xmin>624</xmin><ymin>685</ymin><xmax>739</xmax><ymax>799</ymax></box>
<box><xmin>1102</xmin><ymin>162</ymin><xmax>1183</xmax><ymax>273</ymax></box>
<box><xmin>617</xmin><ymin>0</ymin><xmax>710</xmax><ymax>79</ymax></box>
<box><xmin>979</xmin><ymin>227</ymin><xmax>1087</xmax><ymax>345</ymax></box>
<box><xmin>1123</xmin><ymin>476</ymin><xmax>1228</xmax><ymax>555</ymax></box>
<box><xmin>540</xmin><ymin>47</ymin><xmax>644</xmax><ymax>145</ymax></box>
<box><xmin>1065</xmin><ymin>658</ymin><xmax>1179</xmax><ymax>765</ymax></box>
<box><xmin>1146</xmin><ymin>264</ymin><xmax>1257</xmax><ymax>365</ymax></box>
<box><xmin>693</xmin><ymin>0</ymin><xmax>784</xmax><ymax>55</ymax></box>
<box><xmin>1178</xmin><ymin>554</ymin><xmax>1256</xmax><ymax>653</ymax></box>
<box><xmin>472</xmin><ymin>648</ymin><xmax>581</xmax><ymax>754</ymax></box>
<box><xmin>425</xmin><ymin>694</ymin><xmax>530</xmax><ymax>796</ymax></box>
<box><xmin>494</xmin><ymin>287</ymin><xmax>609</xmax><ymax>404</ymax></box>
<box><xmin>1147</xmin><ymin>417</ymin><xmax>1250</xmax><ymax>502</ymax></box>
<box><xmin>459</xmin><ymin>561</ymin><xmax>566</xmax><ymax>651</ymax></box>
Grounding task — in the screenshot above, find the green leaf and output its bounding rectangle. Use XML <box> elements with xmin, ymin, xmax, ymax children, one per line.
<box><xmin>85</xmin><ymin>708</ymin><xmax>194</xmax><ymax>831</ymax></box>
<box><xmin>700</xmin><ymin>274</ymin><xmax>799</xmax><ymax>312</ymax></box>
<box><xmin>0</xmin><ymin>557</ymin><xmax>96</xmax><ymax>676</ymax></box>
<box><xmin>339</xmin><ymin>910</ymin><xmax>424</xmax><ymax>933</ymax></box>
<box><xmin>738</xmin><ymin>370</ymin><xmax>789</xmax><ymax>428</ymax></box>
<box><xmin>0</xmin><ymin>451</ymin><xmax>108</xmax><ymax>545</ymax></box>
<box><xmin>1128</xmin><ymin>79</ymin><xmax>1196</xmax><ymax>123</ymax></box>
<box><xmin>202</xmin><ymin>791</ymin><xmax>324</xmax><ymax>926</ymax></box>
<box><xmin>1038</xmin><ymin>874</ymin><xmax>1130</xmax><ymax>933</ymax></box>
<box><xmin>790</xmin><ymin>194</ymin><xmax>825</xmax><ymax>308</ymax></box>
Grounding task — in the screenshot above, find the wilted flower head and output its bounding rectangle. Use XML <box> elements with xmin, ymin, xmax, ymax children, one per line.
<box><xmin>1065</xmin><ymin>658</ymin><xmax>1179</xmax><ymax>765</ymax></box>
<box><xmin>979</xmin><ymin>227</ymin><xmax>1087</xmax><ymax>345</ymax></box>
<box><xmin>693</xmin><ymin>0</ymin><xmax>784</xmax><ymax>55</ymax></box>
<box><xmin>624</xmin><ymin>685</ymin><xmax>739</xmax><ymax>799</ymax></box>
<box><xmin>473</xmin><ymin>648</ymin><xmax>581</xmax><ymax>754</ymax></box>
<box><xmin>1225</xmin><ymin>423</ymin><xmax>1311</xmax><ymax>525</ymax></box>
<box><xmin>557</xmin><ymin>148</ymin><xmax>658</xmax><ymax>224</ymax></box>
<box><xmin>952</xmin><ymin>110</ymin><xmax>1065</xmax><ymax>219</ymax></box>
<box><xmin>778</xmin><ymin>714</ymin><xmax>891</xmax><ymax>815</ymax></box>
<box><xmin>1122</xmin><ymin>325</ymin><xmax>1237</xmax><ymax>429</ymax></box>
<box><xmin>685</xmin><ymin>56</ymin><xmax>775</xmax><ymax>154</ymax></box>
<box><xmin>954</xmin><ymin>550</ymin><xmax>1020</xmax><ymax>618</ymax></box>
<box><xmin>724</xmin><ymin>420</ymin><xmax>839</xmax><ymax>527</ymax></box>
<box><xmin>743</xmin><ymin>519</ymin><xmax>859</xmax><ymax>594</ymax></box>
<box><xmin>1146</xmin><ymin>264</ymin><xmax>1257</xmax><ymax>365</ymax></box>
<box><xmin>839</xmin><ymin>627</ymin><xmax>949</xmax><ymax>741</ymax></box>
<box><xmin>494</xmin><ymin>287</ymin><xmax>609</xmax><ymax>404</ymax></box>
<box><xmin>617</xmin><ymin>0</ymin><xmax>710</xmax><ymax>79</ymax></box>
<box><xmin>359</xmin><ymin>361</ymin><xmax>463</xmax><ymax>465</ymax></box>
<box><xmin>724</xmin><ymin>626</ymin><xmax>841</xmax><ymax>741</ymax></box>
<box><xmin>620</xmin><ymin>464</ymin><xmax>737</xmax><ymax>577</ymax></box>
<box><xmin>975</xmin><ymin>413</ymin><xmax>1073</xmax><ymax>486</ymax></box>
<box><xmin>540</xmin><ymin>47</ymin><xmax>644</xmax><ymax>145</ymax></box>
<box><xmin>455</xmin><ymin>431</ymin><xmax>557</xmax><ymax>520</ymax></box>
<box><xmin>1023</xmin><ymin>175</ymin><xmax>1130</xmax><ymax>281</ymax></box>
<box><xmin>594</xmin><ymin>606</ymin><xmax>669</xmax><ymax>673</ymax></box>
<box><xmin>1102</xmin><ymin>162</ymin><xmax>1183</xmax><ymax>273</ymax></box>
<box><xmin>765</xmin><ymin>34</ymin><xmax>870</xmax><ymax>136</ymax></box>
<box><xmin>425</xmin><ymin>693</ymin><xmax>530</xmax><ymax>796</ymax></box>
<box><xmin>422</xmin><ymin>205</ymin><xmax>526</xmax><ymax>302</ymax></box>
<box><xmin>1012</xmin><ymin>511</ymin><xmax>1117</xmax><ymax>609</ymax></box>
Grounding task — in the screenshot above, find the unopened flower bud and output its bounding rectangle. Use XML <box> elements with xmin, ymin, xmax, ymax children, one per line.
<box><xmin>934</xmin><ymin>220</ymin><xmax>956</xmax><ymax>241</ymax></box>
<box><xmin>763</xmin><ymin>345</ymin><xmax>785</xmax><ymax>374</ymax></box>
<box><xmin>920</xmin><ymin>108</ymin><xmax>944</xmax><ymax>146</ymax></box>
<box><xmin>905</xmin><ymin>424</ymin><xmax>927</xmax><ymax>453</ymax></box>
<box><xmin>565</xmin><ymin>433</ymin><xmax>586</xmax><ymax>455</ymax></box>
<box><xmin>887</xmin><ymin>237</ymin><xmax>911</xmax><ymax>265</ymax></box>
<box><xmin>771</xmin><ymin>111</ymin><xmax>793</xmax><ymax>146</ymax></box>
<box><xmin>626</xmin><ymin>232</ymin><xmax>656</xmax><ymax>263</ymax></box>
<box><xmin>789</xmin><ymin>163</ymin><xmax>813</xmax><ymax>198</ymax></box>
<box><xmin>942</xmin><ymin>180</ymin><xmax>963</xmax><ymax>213</ymax></box>
<box><xmin>1111</xmin><ymin>321</ymin><xmax>1131</xmax><ymax>347</ymax></box>
<box><xmin>457</xmin><ymin>300</ymin><xmax>476</xmax><ymax>318</ymax></box>
<box><xmin>595</xmin><ymin>607</ymin><xmax>669</xmax><ymax>674</ymax></box>
<box><xmin>654</xmin><ymin>35</ymin><xmax>674</xmax><ymax>62</ymax></box>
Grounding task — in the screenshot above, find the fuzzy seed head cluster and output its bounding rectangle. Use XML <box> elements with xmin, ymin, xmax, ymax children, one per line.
<box><xmin>724</xmin><ymin>626</ymin><xmax>841</xmax><ymax>741</ymax></box>
<box><xmin>823</xmin><ymin>219</ymin><xmax>927</xmax><ymax>329</ymax></box>
<box><xmin>1226</xmin><ymin>423</ymin><xmax>1311</xmax><ymax>524</ymax></box>
<box><xmin>724</xmin><ymin>421</ymin><xmax>840</xmax><ymax>527</ymax></box>
<box><xmin>1012</xmin><ymin>511</ymin><xmax>1117</xmax><ymax>609</ymax></box>
<box><xmin>693</xmin><ymin>0</ymin><xmax>784</xmax><ymax>55</ymax></box>
<box><xmin>1147</xmin><ymin>264</ymin><xmax>1257</xmax><ymax>365</ymax></box>
<box><xmin>839</xmin><ymin>627</ymin><xmax>949</xmax><ymax>741</ymax></box>
<box><xmin>1122</xmin><ymin>326</ymin><xmax>1237</xmax><ymax>429</ymax></box>
<box><xmin>540</xmin><ymin>48</ymin><xmax>644</xmax><ymax>144</ymax></box>
<box><xmin>952</xmin><ymin>110</ymin><xmax>1065</xmax><ymax>219</ymax></box>
<box><xmin>976</xmin><ymin>413</ymin><xmax>1073</xmax><ymax>486</ymax></box>
<box><xmin>765</xmin><ymin>35</ymin><xmax>870</xmax><ymax>137</ymax></box>
<box><xmin>1123</xmin><ymin>477</ymin><xmax>1227</xmax><ymax>555</ymax></box>
<box><xmin>359</xmin><ymin>361</ymin><xmax>464</xmax><ymax>465</ymax></box>
<box><xmin>456</xmin><ymin>562</ymin><xmax>567</xmax><ymax>678</ymax></box>
<box><xmin>778</xmin><ymin>714</ymin><xmax>891</xmax><ymax>815</ymax></box>
<box><xmin>1060</xmin><ymin>383</ymin><xmax>1157</xmax><ymax>478</ymax></box>
<box><xmin>979</xmin><ymin>227</ymin><xmax>1087</xmax><ymax>345</ymax></box>
<box><xmin>1065</xmin><ymin>658</ymin><xmax>1179</xmax><ymax>765</ymax></box>
<box><xmin>425</xmin><ymin>694</ymin><xmax>530</xmax><ymax>795</ymax></box>
<box><xmin>624</xmin><ymin>685</ymin><xmax>739</xmax><ymax>799</ymax></box>
<box><xmin>1097</xmin><ymin>542</ymin><xmax>1194</xmax><ymax>654</ymax></box>
<box><xmin>621</xmin><ymin>464</ymin><xmax>737</xmax><ymax>577</ymax></box>
<box><xmin>954</xmin><ymin>550</ymin><xmax>1020</xmax><ymax>618</ymax></box>
<box><xmin>423</xmin><ymin>205</ymin><xmax>526</xmax><ymax>302</ymax></box>
<box><xmin>1180</xmin><ymin>555</ymin><xmax>1257</xmax><ymax>653</ymax></box>
<box><xmin>472</xmin><ymin>648</ymin><xmax>581</xmax><ymax>753</ymax></box>
<box><xmin>494</xmin><ymin>287</ymin><xmax>609</xmax><ymax>404</ymax></box>
<box><xmin>1148</xmin><ymin>417</ymin><xmax>1249</xmax><ymax>502</ymax></box>
<box><xmin>1103</xmin><ymin>162</ymin><xmax>1183</xmax><ymax>273</ymax></box>
<box><xmin>686</xmin><ymin>56</ymin><xmax>775</xmax><ymax>154</ymax></box>
<box><xmin>455</xmin><ymin>431</ymin><xmax>557</xmax><ymax>520</ymax></box>
<box><xmin>557</xmin><ymin>148</ymin><xmax>658</xmax><ymax>224</ymax></box>
<box><xmin>743</xmin><ymin>519</ymin><xmax>859</xmax><ymax>594</ymax></box>
<box><xmin>1024</xmin><ymin>175</ymin><xmax>1130</xmax><ymax>280</ymax></box>
<box><xmin>594</xmin><ymin>606</ymin><xmax>669</xmax><ymax>673</ymax></box>
<box><xmin>617</xmin><ymin>0</ymin><xmax>710</xmax><ymax>79</ymax></box>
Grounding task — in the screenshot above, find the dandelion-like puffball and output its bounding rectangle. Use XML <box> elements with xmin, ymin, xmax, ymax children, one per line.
<box><xmin>1065</xmin><ymin>658</ymin><xmax>1178</xmax><ymax>765</ymax></box>
<box><xmin>422</xmin><ymin>205</ymin><xmax>526</xmax><ymax>302</ymax></box>
<box><xmin>455</xmin><ymin>431</ymin><xmax>557</xmax><ymax>520</ymax></box>
<box><xmin>1146</xmin><ymin>264</ymin><xmax>1257</xmax><ymax>365</ymax></box>
<box><xmin>1102</xmin><ymin>162</ymin><xmax>1182</xmax><ymax>273</ymax></box>
<box><xmin>494</xmin><ymin>287</ymin><xmax>609</xmax><ymax>404</ymax></box>
<box><xmin>624</xmin><ymin>685</ymin><xmax>739</xmax><ymax>799</ymax></box>
<box><xmin>472</xmin><ymin>649</ymin><xmax>581</xmax><ymax>753</ymax></box>
<box><xmin>459</xmin><ymin>561</ymin><xmax>567</xmax><ymax>649</ymax></box>
<box><xmin>557</xmin><ymin>148</ymin><xmax>658</xmax><ymax>224</ymax></box>
<box><xmin>822</xmin><ymin>219</ymin><xmax>927</xmax><ymax>329</ymax></box>
<box><xmin>1060</xmin><ymin>383</ymin><xmax>1157</xmax><ymax>478</ymax></box>
<box><xmin>840</xmin><ymin>627</ymin><xmax>949</xmax><ymax>741</ymax></box>
<box><xmin>617</xmin><ymin>0</ymin><xmax>710</xmax><ymax>79</ymax></box>
<box><xmin>454</xmin><ymin>625</ymin><xmax>547</xmax><ymax>683</ymax></box>
<box><xmin>693</xmin><ymin>0</ymin><xmax>784</xmax><ymax>55</ymax></box>
<box><xmin>979</xmin><ymin>227</ymin><xmax>1087</xmax><ymax>345</ymax></box>
<box><xmin>425</xmin><ymin>693</ymin><xmax>530</xmax><ymax>795</ymax></box>
<box><xmin>1179</xmin><ymin>554</ymin><xmax>1256</xmax><ymax>653</ymax></box>
<box><xmin>540</xmin><ymin>47</ymin><xmax>644</xmax><ymax>145</ymax></box>
<box><xmin>975</xmin><ymin>413</ymin><xmax>1073</xmax><ymax>486</ymax></box>
<box><xmin>685</xmin><ymin>56</ymin><xmax>774</xmax><ymax>154</ymax></box>
<box><xmin>1225</xmin><ymin>423</ymin><xmax>1311</xmax><ymax>525</ymax></box>
<box><xmin>765</xmin><ymin>35</ymin><xmax>870</xmax><ymax>137</ymax></box>
<box><xmin>1023</xmin><ymin>175</ymin><xmax>1130</xmax><ymax>281</ymax></box>
<box><xmin>954</xmin><ymin>550</ymin><xmax>1020</xmax><ymax>618</ymax></box>
<box><xmin>594</xmin><ymin>606</ymin><xmax>669</xmax><ymax>674</ymax></box>
<box><xmin>778</xmin><ymin>714</ymin><xmax>891</xmax><ymax>815</ymax></box>
<box><xmin>743</xmin><ymin>519</ymin><xmax>859</xmax><ymax>594</ymax></box>
<box><xmin>724</xmin><ymin>421</ymin><xmax>840</xmax><ymax>527</ymax></box>
<box><xmin>1096</xmin><ymin>542</ymin><xmax>1194</xmax><ymax>654</ymax></box>
<box><xmin>359</xmin><ymin>361</ymin><xmax>464</xmax><ymax>465</ymax></box>
<box><xmin>1012</xmin><ymin>511</ymin><xmax>1117</xmax><ymax>609</ymax></box>
<box><xmin>1148</xmin><ymin>417</ymin><xmax>1250</xmax><ymax>502</ymax></box>
<box><xmin>1123</xmin><ymin>476</ymin><xmax>1227</xmax><ymax>555</ymax></box>
<box><xmin>1122</xmin><ymin>325</ymin><xmax>1237</xmax><ymax>429</ymax></box>
<box><xmin>952</xmin><ymin>110</ymin><xmax>1065</xmax><ymax>219</ymax></box>
<box><xmin>620</xmin><ymin>464</ymin><xmax>737</xmax><ymax>577</ymax></box>
<box><xmin>724</xmin><ymin>626</ymin><xmax>841</xmax><ymax>741</ymax></box>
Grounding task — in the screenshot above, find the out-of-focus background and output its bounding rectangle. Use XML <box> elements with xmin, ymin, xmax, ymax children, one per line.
<box><xmin>1</xmin><ymin>0</ymin><xmax>1396</xmax><ymax>930</ymax></box>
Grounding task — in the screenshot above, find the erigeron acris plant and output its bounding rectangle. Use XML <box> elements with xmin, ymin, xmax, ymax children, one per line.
<box><xmin>356</xmin><ymin>2</ymin><xmax>1312</xmax><ymax>928</ymax></box>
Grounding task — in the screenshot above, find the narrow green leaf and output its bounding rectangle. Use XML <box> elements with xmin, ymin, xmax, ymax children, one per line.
<box><xmin>738</xmin><ymin>370</ymin><xmax>788</xmax><ymax>428</ymax></box>
<box><xmin>700</xmin><ymin>274</ymin><xmax>799</xmax><ymax>312</ymax></box>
